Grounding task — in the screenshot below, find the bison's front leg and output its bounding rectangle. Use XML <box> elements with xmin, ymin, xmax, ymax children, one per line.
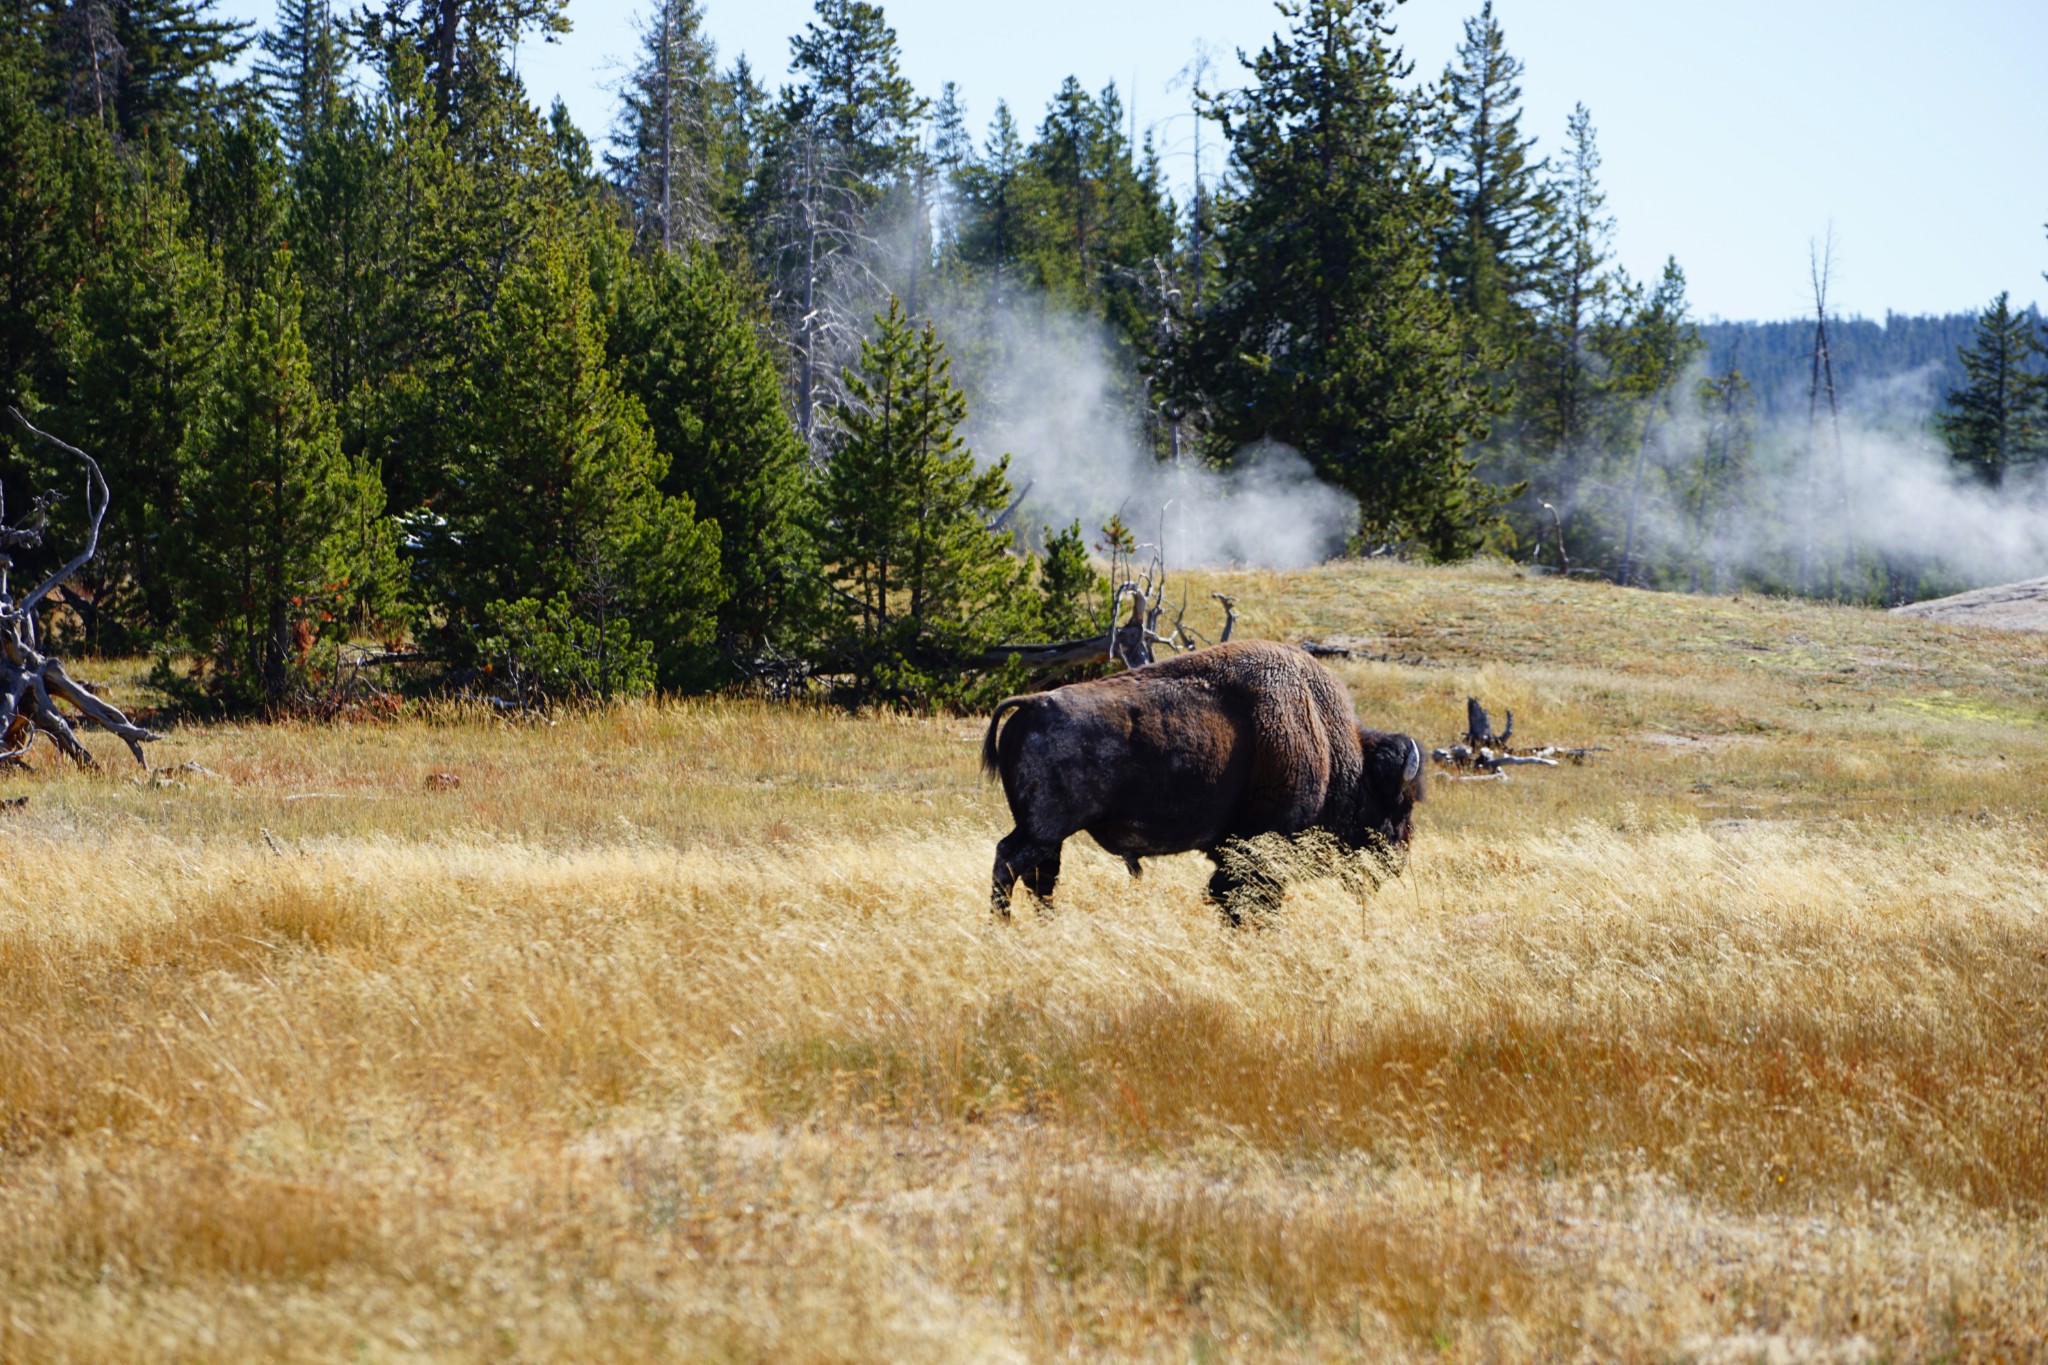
<box><xmin>1206</xmin><ymin>844</ymin><xmax>1284</xmax><ymax>927</ymax></box>
<box><xmin>992</xmin><ymin>831</ymin><xmax>1064</xmax><ymax>917</ymax></box>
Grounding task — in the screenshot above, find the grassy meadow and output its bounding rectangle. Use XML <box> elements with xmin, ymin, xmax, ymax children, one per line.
<box><xmin>3</xmin><ymin>559</ymin><xmax>2047</xmax><ymax>1362</ymax></box>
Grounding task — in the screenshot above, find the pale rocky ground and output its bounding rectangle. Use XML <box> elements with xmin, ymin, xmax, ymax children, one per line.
<box><xmin>1891</xmin><ymin>575</ymin><xmax>2048</xmax><ymax>632</ymax></box>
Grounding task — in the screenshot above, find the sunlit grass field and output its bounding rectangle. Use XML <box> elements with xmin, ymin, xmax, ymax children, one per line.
<box><xmin>3</xmin><ymin>560</ymin><xmax>2046</xmax><ymax>1362</ymax></box>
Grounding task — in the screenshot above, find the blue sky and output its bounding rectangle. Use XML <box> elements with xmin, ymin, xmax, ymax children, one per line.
<box><xmin>223</xmin><ymin>0</ymin><xmax>2048</xmax><ymax>323</ymax></box>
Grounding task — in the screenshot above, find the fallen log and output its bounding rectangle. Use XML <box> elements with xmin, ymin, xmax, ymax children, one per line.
<box><xmin>975</xmin><ymin>624</ymin><xmax>1140</xmax><ymax>672</ymax></box>
<box><xmin>1297</xmin><ymin>638</ymin><xmax>1437</xmax><ymax>667</ymax></box>
<box><xmin>978</xmin><ymin>557</ymin><xmax>1238</xmax><ymax>675</ymax></box>
<box><xmin>1431</xmin><ymin>743</ymin><xmax>1559</xmax><ymax>769</ymax></box>
<box><xmin>1431</xmin><ymin>695</ymin><xmax>1606</xmax><ymax>776</ymax></box>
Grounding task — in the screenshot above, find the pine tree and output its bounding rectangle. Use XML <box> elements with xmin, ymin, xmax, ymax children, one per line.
<box><xmin>1433</xmin><ymin>1</ymin><xmax>1554</xmax><ymax>353</ymax></box>
<box><xmin>784</xmin><ymin>0</ymin><xmax>924</xmax><ymax>193</ymax></box>
<box><xmin>187</xmin><ymin>110</ymin><xmax>289</xmax><ymax>307</ymax></box>
<box><xmin>602</xmin><ymin>237</ymin><xmax>818</xmax><ymax>681</ymax></box>
<box><xmin>954</xmin><ymin>100</ymin><xmax>1025</xmax><ymax>277</ymax></box>
<box><xmin>1685</xmin><ymin>366</ymin><xmax>1753</xmax><ymax>594</ymax></box>
<box><xmin>743</xmin><ymin>0</ymin><xmax>925</xmax><ymax>451</ymax></box>
<box><xmin>545</xmin><ymin>96</ymin><xmax>597</xmax><ymax>191</ymax></box>
<box><xmin>90</xmin><ymin>0</ymin><xmax>250</xmax><ymax>147</ymax></box>
<box><xmin>718</xmin><ymin>53</ymin><xmax>766</xmax><ymax>203</ymax></box>
<box><xmin>1036</xmin><ymin>520</ymin><xmax>1101</xmax><ymax>640</ymax></box>
<box><xmin>34</xmin><ymin>1</ymin><xmax>125</xmax><ymax>126</ymax></box>
<box><xmin>814</xmin><ymin>297</ymin><xmax>1028</xmax><ymax>701</ymax></box>
<box><xmin>354</xmin><ymin>0</ymin><xmax>567</xmax><ymax>125</ymax></box>
<box><xmin>1013</xmin><ymin>77</ymin><xmax>1176</xmax><ymax>352</ymax></box>
<box><xmin>0</xmin><ymin>42</ymin><xmax>76</xmax><ymax>415</ymax></box>
<box><xmin>1022</xmin><ymin>77</ymin><xmax>1107</xmax><ymax>304</ymax></box>
<box><xmin>348</xmin><ymin>45</ymin><xmax>464</xmax><ymax>503</ymax></box>
<box><xmin>337</xmin><ymin>44</ymin><xmax>553</xmax><ymax>517</ymax></box>
<box><xmin>1190</xmin><ymin>0</ymin><xmax>1496</xmax><ymax>558</ymax></box>
<box><xmin>58</xmin><ymin>171</ymin><xmax>224</xmax><ymax>646</ymax></box>
<box><xmin>928</xmin><ymin>79</ymin><xmax>970</xmax><ymax>259</ymax></box>
<box><xmin>1516</xmin><ymin>103</ymin><xmax>1615</xmax><ymax>545</ymax></box>
<box><xmin>1607</xmin><ymin>258</ymin><xmax>1702</xmax><ymax>585</ymax></box>
<box><xmin>172</xmin><ymin>258</ymin><xmax>402</xmax><ymax>707</ymax></box>
<box><xmin>252</xmin><ymin>0</ymin><xmax>343</xmax><ymax>161</ymax></box>
<box><xmin>434</xmin><ymin>230</ymin><xmax>724</xmax><ymax>688</ymax></box>
<box><xmin>287</xmin><ymin>86</ymin><xmax>399</xmax><ymax>434</ymax></box>
<box><xmin>1938</xmin><ymin>291</ymin><xmax>2047</xmax><ymax>486</ymax></box>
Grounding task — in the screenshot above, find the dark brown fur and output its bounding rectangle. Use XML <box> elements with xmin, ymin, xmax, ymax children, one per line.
<box><xmin>981</xmin><ymin>641</ymin><xmax>1424</xmax><ymax>921</ymax></box>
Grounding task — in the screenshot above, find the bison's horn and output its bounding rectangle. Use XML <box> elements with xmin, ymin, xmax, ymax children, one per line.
<box><xmin>1402</xmin><ymin>736</ymin><xmax>1422</xmax><ymax>783</ymax></box>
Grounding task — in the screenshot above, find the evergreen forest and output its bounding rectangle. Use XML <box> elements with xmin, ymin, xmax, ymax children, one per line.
<box><xmin>3</xmin><ymin>0</ymin><xmax>2045</xmax><ymax>711</ymax></box>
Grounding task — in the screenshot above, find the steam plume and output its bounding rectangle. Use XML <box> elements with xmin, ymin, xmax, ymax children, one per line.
<box><xmin>1595</xmin><ymin>359</ymin><xmax>2048</xmax><ymax>596</ymax></box>
<box><xmin>936</xmin><ymin>289</ymin><xmax>1358</xmax><ymax>569</ymax></box>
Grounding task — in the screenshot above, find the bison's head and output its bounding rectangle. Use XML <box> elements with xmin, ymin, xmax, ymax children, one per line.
<box><xmin>1351</xmin><ymin>729</ymin><xmax>1425</xmax><ymax>851</ymax></box>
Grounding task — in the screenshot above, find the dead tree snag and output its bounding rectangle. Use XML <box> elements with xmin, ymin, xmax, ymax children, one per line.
<box><xmin>3</xmin><ymin>409</ymin><xmax>161</xmax><ymax>767</ymax></box>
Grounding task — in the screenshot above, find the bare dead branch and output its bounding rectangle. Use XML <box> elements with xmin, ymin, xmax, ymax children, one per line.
<box><xmin>987</xmin><ymin>478</ymin><xmax>1033</xmax><ymax>534</ymax></box>
<box><xmin>975</xmin><ymin>506</ymin><xmax>1256</xmax><ymax>678</ymax></box>
<box><xmin>43</xmin><ymin>658</ymin><xmax>157</xmax><ymax>765</ymax></box>
<box><xmin>0</xmin><ymin>410</ymin><xmax>159</xmax><ymax>767</ymax></box>
<box><xmin>8</xmin><ymin>408</ymin><xmax>109</xmax><ymax>621</ymax></box>
<box><xmin>1212</xmin><ymin>594</ymin><xmax>1237</xmax><ymax>642</ymax></box>
<box><xmin>28</xmin><ymin>673</ymin><xmax>93</xmax><ymax>765</ymax></box>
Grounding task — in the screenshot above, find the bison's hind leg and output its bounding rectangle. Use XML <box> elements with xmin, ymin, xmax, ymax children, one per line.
<box><xmin>1123</xmin><ymin>855</ymin><xmax>1142</xmax><ymax>879</ymax></box>
<box><xmin>993</xmin><ymin>831</ymin><xmax>1064</xmax><ymax>917</ymax></box>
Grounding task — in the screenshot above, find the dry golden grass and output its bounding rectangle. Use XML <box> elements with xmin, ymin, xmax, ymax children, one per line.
<box><xmin>3</xmin><ymin>560</ymin><xmax>2046</xmax><ymax>1362</ymax></box>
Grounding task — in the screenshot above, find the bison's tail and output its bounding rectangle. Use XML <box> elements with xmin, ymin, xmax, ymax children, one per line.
<box><xmin>980</xmin><ymin>695</ymin><xmax>1034</xmax><ymax>779</ymax></box>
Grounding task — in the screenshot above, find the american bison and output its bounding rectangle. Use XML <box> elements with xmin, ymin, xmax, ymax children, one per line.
<box><xmin>980</xmin><ymin>640</ymin><xmax>1424</xmax><ymax>921</ymax></box>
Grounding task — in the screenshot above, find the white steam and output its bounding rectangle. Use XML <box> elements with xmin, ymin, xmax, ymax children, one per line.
<box><xmin>1600</xmin><ymin>359</ymin><xmax>2048</xmax><ymax>595</ymax></box>
<box><xmin>936</xmin><ymin>290</ymin><xmax>1358</xmax><ymax>568</ymax></box>
<box><xmin>923</xmin><ymin>280</ymin><xmax>2039</xmax><ymax>598</ymax></box>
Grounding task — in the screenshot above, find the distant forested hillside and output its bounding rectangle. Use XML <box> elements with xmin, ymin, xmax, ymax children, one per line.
<box><xmin>1699</xmin><ymin>312</ymin><xmax>1990</xmax><ymax>419</ymax></box>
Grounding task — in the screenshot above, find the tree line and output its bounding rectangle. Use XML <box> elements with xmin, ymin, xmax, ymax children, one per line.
<box><xmin>2</xmin><ymin>0</ymin><xmax>2042</xmax><ymax>711</ymax></box>
<box><xmin>1699</xmin><ymin>312</ymin><xmax>1984</xmax><ymax>421</ymax></box>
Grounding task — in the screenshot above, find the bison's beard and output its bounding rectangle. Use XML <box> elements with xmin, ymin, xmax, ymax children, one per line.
<box><xmin>1211</xmin><ymin>829</ymin><xmax>1408</xmax><ymax>921</ymax></box>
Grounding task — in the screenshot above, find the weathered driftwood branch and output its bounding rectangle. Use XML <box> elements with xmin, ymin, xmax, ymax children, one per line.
<box><xmin>1430</xmin><ymin>744</ymin><xmax>1559</xmax><ymax>769</ymax></box>
<box><xmin>3</xmin><ymin>408</ymin><xmax>161</xmax><ymax>767</ymax></box>
<box><xmin>974</xmin><ymin>626</ymin><xmax>1142</xmax><ymax>672</ymax></box>
<box><xmin>1430</xmin><ymin>694</ymin><xmax>1604</xmax><ymax>777</ymax></box>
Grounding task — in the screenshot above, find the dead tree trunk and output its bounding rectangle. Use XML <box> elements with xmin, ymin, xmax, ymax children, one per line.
<box><xmin>3</xmin><ymin>409</ymin><xmax>161</xmax><ymax>767</ymax></box>
<box><xmin>1464</xmin><ymin>696</ymin><xmax>1512</xmax><ymax>748</ymax></box>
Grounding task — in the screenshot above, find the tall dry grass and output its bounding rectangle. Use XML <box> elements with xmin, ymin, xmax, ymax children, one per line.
<box><xmin>2</xmin><ymin>560</ymin><xmax>2046</xmax><ymax>1361</ymax></box>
